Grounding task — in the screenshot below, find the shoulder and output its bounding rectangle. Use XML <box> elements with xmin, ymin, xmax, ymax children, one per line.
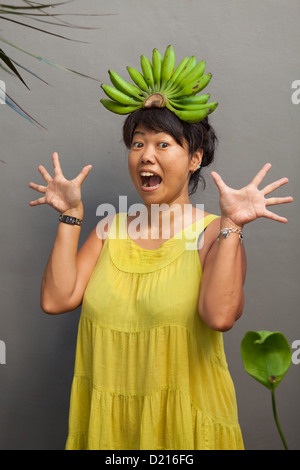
<box><xmin>193</xmin><ymin>207</ymin><xmax>221</xmax><ymax>237</ymax></box>
<box><xmin>197</xmin><ymin>210</ymin><xmax>221</xmax><ymax>269</ymax></box>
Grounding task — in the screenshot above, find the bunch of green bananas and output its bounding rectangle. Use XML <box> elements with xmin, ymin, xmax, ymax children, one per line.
<box><xmin>100</xmin><ymin>45</ymin><xmax>218</xmax><ymax>123</ymax></box>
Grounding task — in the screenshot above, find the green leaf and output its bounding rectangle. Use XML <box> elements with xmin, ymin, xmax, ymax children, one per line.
<box><xmin>6</xmin><ymin>57</ymin><xmax>52</xmax><ymax>86</ymax></box>
<box><xmin>0</xmin><ymin>61</ymin><xmax>15</xmax><ymax>75</ymax></box>
<box><xmin>0</xmin><ymin>37</ymin><xmax>100</xmax><ymax>82</ymax></box>
<box><xmin>0</xmin><ymin>47</ymin><xmax>30</xmax><ymax>89</ymax></box>
<box><xmin>0</xmin><ymin>1</ymin><xmax>106</xmax><ymax>129</ymax></box>
<box><xmin>0</xmin><ymin>14</ymin><xmax>89</xmax><ymax>43</ymax></box>
<box><xmin>0</xmin><ymin>1</ymin><xmax>75</xmax><ymax>11</ymax></box>
<box><xmin>0</xmin><ymin>83</ymin><xmax>47</xmax><ymax>130</ymax></box>
<box><xmin>241</xmin><ymin>330</ymin><xmax>292</xmax><ymax>390</ymax></box>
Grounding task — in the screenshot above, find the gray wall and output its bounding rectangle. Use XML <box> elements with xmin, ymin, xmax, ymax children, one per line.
<box><xmin>0</xmin><ymin>0</ymin><xmax>299</xmax><ymax>450</ymax></box>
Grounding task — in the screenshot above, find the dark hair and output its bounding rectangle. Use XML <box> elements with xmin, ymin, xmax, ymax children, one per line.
<box><xmin>122</xmin><ymin>107</ymin><xmax>218</xmax><ymax>195</ymax></box>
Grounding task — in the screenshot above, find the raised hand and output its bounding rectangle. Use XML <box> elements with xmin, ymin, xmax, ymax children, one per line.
<box><xmin>29</xmin><ymin>152</ymin><xmax>92</xmax><ymax>215</ymax></box>
<box><xmin>211</xmin><ymin>163</ymin><xmax>293</xmax><ymax>228</ymax></box>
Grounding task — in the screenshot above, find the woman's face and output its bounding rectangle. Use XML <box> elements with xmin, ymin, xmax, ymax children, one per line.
<box><xmin>128</xmin><ymin>125</ymin><xmax>202</xmax><ymax>208</ymax></box>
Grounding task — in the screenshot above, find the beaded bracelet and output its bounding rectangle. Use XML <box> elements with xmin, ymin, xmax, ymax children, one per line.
<box><xmin>217</xmin><ymin>228</ymin><xmax>244</xmax><ymax>244</ymax></box>
<box><xmin>59</xmin><ymin>214</ymin><xmax>83</xmax><ymax>226</ymax></box>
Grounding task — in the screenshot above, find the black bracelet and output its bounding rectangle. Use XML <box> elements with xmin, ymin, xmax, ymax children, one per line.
<box><xmin>59</xmin><ymin>214</ymin><xmax>83</xmax><ymax>226</ymax></box>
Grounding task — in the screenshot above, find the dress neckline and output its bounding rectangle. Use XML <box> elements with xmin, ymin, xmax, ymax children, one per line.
<box><xmin>124</xmin><ymin>212</ymin><xmax>209</xmax><ymax>252</ymax></box>
<box><xmin>107</xmin><ymin>212</ymin><xmax>220</xmax><ymax>274</ymax></box>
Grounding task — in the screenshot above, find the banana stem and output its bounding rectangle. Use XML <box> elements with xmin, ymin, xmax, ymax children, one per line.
<box><xmin>162</xmin><ymin>82</ymin><xmax>179</xmax><ymax>97</ymax></box>
<box><xmin>167</xmin><ymin>87</ymin><xmax>179</xmax><ymax>98</ymax></box>
<box><xmin>271</xmin><ymin>387</ymin><xmax>289</xmax><ymax>450</ymax></box>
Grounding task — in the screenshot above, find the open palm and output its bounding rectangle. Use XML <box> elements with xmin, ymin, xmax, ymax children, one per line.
<box><xmin>211</xmin><ymin>163</ymin><xmax>293</xmax><ymax>228</ymax></box>
<box><xmin>29</xmin><ymin>152</ymin><xmax>92</xmax><ymax>214</ymax></box>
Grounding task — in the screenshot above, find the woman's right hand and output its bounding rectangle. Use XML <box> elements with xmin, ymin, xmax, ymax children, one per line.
<box><xmin>29</xmin><ymin>152</ymin><xmax>92</xmax><ymax>216</ymax></box>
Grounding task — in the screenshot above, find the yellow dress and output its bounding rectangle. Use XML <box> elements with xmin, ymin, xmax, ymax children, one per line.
<box><xmin>65</xmin><ymin>212</ymin><xmax>244</xmax><ymax>450</ymax></box>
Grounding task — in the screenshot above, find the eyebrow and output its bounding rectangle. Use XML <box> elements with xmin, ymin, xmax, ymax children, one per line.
<box><xmin>133</xmin><ymin>130</ymin><xmax>164</xmax><ymax>137</ymax></box>
<box><xmin>133</xmin><ymin>131</ymin><xmax>145</xmax><ymax>136</ymax></box>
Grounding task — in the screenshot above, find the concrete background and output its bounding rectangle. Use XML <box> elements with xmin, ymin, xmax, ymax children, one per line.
<box><xmin>0</xmin><ymin>0</ymin><xmax>299</xmax><ymax>449</ymax></box>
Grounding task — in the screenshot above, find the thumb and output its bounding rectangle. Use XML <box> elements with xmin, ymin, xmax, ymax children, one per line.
<box><xmin>211</xmin><ymin>171</ymin><xmax>227</xmax><ymax>193</ymax></box>
<box><xmin>74</xmin><ymin>165</ymin><xmax>93</xmax><ymax>186</ymax></box>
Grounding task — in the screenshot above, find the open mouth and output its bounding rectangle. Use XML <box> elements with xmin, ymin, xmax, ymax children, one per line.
<box><xmin>140</xmin><ymin>172</ymin><xmax>162</xmax><ymax>189</ymax></box>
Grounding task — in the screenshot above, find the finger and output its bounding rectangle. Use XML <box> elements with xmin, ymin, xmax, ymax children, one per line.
<box><xmin>263</xmin><ymin>208</ymin><xmax>288</xmax><ymax>223</ymax></box>
<box><xmin>28</xmin><ymin>182</ymin><xmax>46</xmax><ymax>194</ymax></box>
<box><xmin>262</xmin><ymin>177</ymin><xmax>289</xmax><ymax>196</ymax></box>
<box><xmin>52</xmin><ymin>152</ymin><xmax>64</xmax><ymax>177</ymax></box>
<box><xmin>251</xmin><ymin>163</ymin><xmax>272</xmax><ymax>187</ymax></box>
<box><xmin>265</xmin><ymin>196</ymin><xmax>294</xmax><ymax>207</ymax></box>
<box><xmin>38</xmin><ymin>165</ymin><xmax>52</xmax><ymax>183</ymax></box>
<box><xmin>211</xmin><ymin>171</ymin><xmax>228</xmax><ymax>192</ymax></box>
<box><xmin>29</xmin><ymin>196</ymin><xmax>46</xmax><ymax>207</ymax></box>
<box><xmin>73</xmin><ymin>165</ymin><xmax>93</xmax><ymax>186</ymax></box>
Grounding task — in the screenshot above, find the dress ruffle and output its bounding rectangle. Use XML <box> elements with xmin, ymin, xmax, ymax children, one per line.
<box><xmin>66</xmin><ymin>377</ymin><xmax>243</xmax><ymax>450</ymax></box>
<box><xmin>65</xmin><ymin>317</ymin><xmax>244</xmax><ymax>450</ymax></box>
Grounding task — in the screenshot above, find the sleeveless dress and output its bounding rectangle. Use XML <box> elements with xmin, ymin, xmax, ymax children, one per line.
<box><xmin>65</xmin><ymin>212</ymin><xmax>244</xmax><ymax>450</ymax></box>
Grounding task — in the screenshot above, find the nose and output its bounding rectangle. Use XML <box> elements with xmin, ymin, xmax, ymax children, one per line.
<box><xmin>140</xmin><ymin>143</ymin><xmax>156</xmax><ymax>164</ymax></box>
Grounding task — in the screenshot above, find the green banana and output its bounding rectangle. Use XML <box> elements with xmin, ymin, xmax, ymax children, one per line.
<box><xmin>168</xmin><ymin>56</ymin><xmax>197</xmax><ymax>92</ymax></box>
<box><xmin>166</xmin><ymin>101</ymin><xmax>211</xmax><ymax>123</ymax></box>
<box><xmin>171</xmin><ymin>94</ymin><xmax>210</xmax><ymax>105</ymax></box>
<box><xmin>171</xmin><ymin>60</ymin><xmax>206</xmax><ymax>95</ymax></box>
<box><xmin>164</xmin><ymin>56</ymin><xmax>189</xmax><ymax>93</ymax></box>
<box><xmin>140</xmin><ymin>55</ymin><xmax>155</xmax><ymax>92</ymax></box>
<box><xmin>169</xmin><ymin>99</ymin><xmax>218</xmax><ymax>113</ymax></box>
<box><xmin>160</xmin><ymin>45</ymin><xmax>176</xmax><ymax>91</ymax></box>
<box><xmin>127</xmin><ymin>66</ymin><xmax>150</xmax><ymax>93</ymax></box>
<box><xmin>100</xmin><ymin>99</ymin><xmax>142</xmax><ymax>114</ymax></box>
<box><xmin>101</xmin><ymin>84</ymin><xmax>140</xmax><ymax>106</ymax></box>
<box><xmin>108</xmin><ymin>70</ymin><xmax>145</xmax><ymax>101</ymax></box>
<box><xmin>170</xmin><ymin>73</ymin><xmax>212</xmax><ymax>98</ymax></box>
<box><xmin>100</xmin><ymin>45</ymin><xmax>218</xmax><ymax>123</ymax></box>
<box><xmin>152</xmin><ymin>48</ymin><xmax>163</xmax><ymax>91</ymax></box>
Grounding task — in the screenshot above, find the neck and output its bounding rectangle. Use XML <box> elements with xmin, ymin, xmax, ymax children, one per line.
<box><xmin>135</xmin><ymin>196</ymin><xmax>196</xmax><ymax>240</ymax></box>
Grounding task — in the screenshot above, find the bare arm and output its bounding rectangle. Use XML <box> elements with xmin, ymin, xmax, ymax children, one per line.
<box><xmin>199</xmin><ymin>217</ymin><xmax>247</xmax><ymax>332</ymax></box>
<box><xmin>29</xmin><ymin>152</ymin><xmax>96</xmax><ymax>314</ymax></box>
<box><xmin>198</xmin><ymin>163</ymin><xmax>293</xmax><ymax>332</ymax></box>
<box><xmin>40</xmin><ymin>212</ymin><xmax>105</xmax><ymax>314</ymax></box>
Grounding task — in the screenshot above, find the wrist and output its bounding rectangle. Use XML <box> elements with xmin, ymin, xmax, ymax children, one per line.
<box><xmin>217</xmin><ymin>227</ymin><xmax>244</xmax><ymax>245</ymax></box>
<box><xmin>62</xmin><ymin>203</ymin><xmax>84</xmax><ymax>220</ymax></box>
<box><xmin>220</xmin><ymin>216</ymin><xmax>244</xmax><ymax>231</ymax></box>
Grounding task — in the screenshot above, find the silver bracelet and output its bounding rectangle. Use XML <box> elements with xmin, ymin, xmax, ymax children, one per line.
<box><xmin>217</xmin><ymin>228</ymin><xmax>244</xmax><ymax>244</ymax></box>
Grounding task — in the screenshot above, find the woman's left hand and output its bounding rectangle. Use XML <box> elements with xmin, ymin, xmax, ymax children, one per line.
<box><xmin>211</xmin><ymin>163</ymin><xmax>293</xmax><ymax>229</ymax></box>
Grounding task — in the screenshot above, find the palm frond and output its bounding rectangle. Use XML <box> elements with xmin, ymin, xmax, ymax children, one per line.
<box><xmin>0</xmin><ymin>47</ymin><xmax>30</xmax><ymax>89</ymax></box>
<box><xmin>0</xmin><ymin>1</ymin><xmax>111</xmax><ymax>130</ymax></box>
<box><xmin>0</xmin><ymin>37</ymin><xmax>100</xmax><ymax>82</ymax></box>
<box><xmin>0</xmin><ymin>80</ymin><xmax>47</xmax><ymax>130</ymax></box>
<box><xmin>0</xmin><ymin>1</ymin><xmax>75</xmax><ymax>11</ymax></box>
<box><xmin>0</xmin><ymin>14</ymin><xmax>89</xmax><ymax>42</ymax></box>
<box><xmin>0</xmin><ymin>61</ymin><xmax>15</xmax><ymax>75</ymax></box>
<box><xmin>8</xmin><ymin>56</ymin><xmax>53</xmax><ymax>86</ymax></box>
<box><xmin>4</xmin><ymin>14</ymin><xmax>100</xmax><ymax>30</ymax></box>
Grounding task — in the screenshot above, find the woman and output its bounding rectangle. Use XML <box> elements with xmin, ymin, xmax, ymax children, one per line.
<box><xmin>29</xmin><ymin>107</ymin><xmax>292</xmax><ymax>450</ymax></box>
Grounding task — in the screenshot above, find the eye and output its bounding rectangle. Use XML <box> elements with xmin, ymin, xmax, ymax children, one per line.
<box><xmin>158</xmin><ymin>142</ymin><xmax>169</xmax><ymax>149</ymax></box>
<box><xmin>132</xmin><ymin>142</ymin><xmax>143</xmax><ymax>149</ymax></box>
